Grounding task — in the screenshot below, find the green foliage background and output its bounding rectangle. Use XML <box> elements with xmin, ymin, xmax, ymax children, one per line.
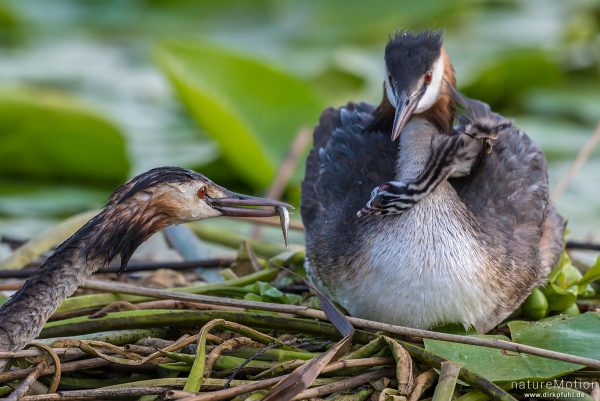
<box><xmin>0</xmin><ymin>0</ymin><xmax>598</xmax><ymax>238</ymax></box>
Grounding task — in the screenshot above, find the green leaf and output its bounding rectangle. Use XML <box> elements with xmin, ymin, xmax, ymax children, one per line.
<box><xmin>255</xmin><ymin>282</ymin><xmax>282</xmax><ymax>298</ymax></box>
<box><xmin>547</xmin><ymin>251</ymin><xmax>572</xmax><ymax>283</ymax></box>
<box><xmin>155</xmin><ymin>40</ymin><xmax>324</xmax><ymax>189</ymax></box>
<box><xmin>509</xmin><ymin>313</ymin><xmax>600</xmax><ymax>371</ymax></box>
<box><xmin>0</xmin><ymin>88</ymin><xmax>129</xmax><ymax>186</ymax></box>
<box><xmin>425</xmin><ymin>313</ymin><xmax>600</xmax><ymax>382</ymax></box>
<box><xmin>0</xmin><ymin>182</ymin><xmax>105</xmax><ymax>217</ymax></box>
<box><xmin>426</xmin><ymin>335</ymin><xmax>560</xmax><ymax>383</ymax></box>
<box><xmin>578</xmin><ymin>256</ymin><xmax>600</xmax><ymax>293</ymax></box>
<box><xmin>542</xmin><ymin>251</ymin><xmax>581</xmax><ymax>310</ymax></box>
<box><xmin>243</xmin><ymin>293</ymin><xmax>263</xmax><ymax>302</ymax></box>
<box><xmin>282</xmin><ymin>293</ymin><xmax>302</xmax><ymax>305</ymax></box>
<box><xmin>425</xmin><ymin>334</ymin><xmax>571</xmax><ymax>383</ymax></box>
<box><xmin>543</xmin><ymin>283</ymin><xmax>577</xmax><ymax>312</ymax></box>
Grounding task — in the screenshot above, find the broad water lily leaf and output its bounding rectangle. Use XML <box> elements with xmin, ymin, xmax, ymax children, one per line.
<box><xmin>0</xmin><ymin>183</ymin><xmax>105</xmax><ymax>217</ymax></box>
<box><xmin>0</xmin><ymin>88</ymin><xmax>129</xmax><ymax>186</ymax></box>
<box><xmin>508</xmin><ymin>313</ymin><xmax>600</xmax><ymax>373</ymax></box>
<box><xmin>426</xmin><ymin>313</ymin><xmax>600</xmax><ymax>383</ymax></box>
<box><xmin>155</xmin><ymin>40</ymin><xmax>324</xmax><ymax>189</ymax></box>
<box><xmin>425</xmin><ymin>335</ymin><xmax>577</xmax><ymax>383</ymax></box>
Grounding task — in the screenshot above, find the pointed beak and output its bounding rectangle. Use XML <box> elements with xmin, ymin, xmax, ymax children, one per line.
<box><xmin>207</xmin><ymin>191</ymin><xmax>293</xmax><ymax>218</ymax></box>
<box><xmin>390</xmin><ymin>89</ymin><xmax>423</xmax><ymax>141</ymax></box>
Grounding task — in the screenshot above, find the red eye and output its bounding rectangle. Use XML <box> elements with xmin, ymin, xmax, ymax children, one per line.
<box><xmin>197</xmin><ymin>187</ymin><xmax>206</xmax><ymax>199</ymax></box>
<box><xmin>424</xmin><ymin>71</ymin><xmax>433</xmax><ymax>84</ymax></box>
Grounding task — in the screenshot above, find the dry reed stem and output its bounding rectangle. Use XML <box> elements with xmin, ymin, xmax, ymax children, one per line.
<box><xmin>166</xmin><ymin>358</ymin><xmax>393</xmax><ymax>401</ymax></box>
<box><xmin>6</xmin><ymin>359</ymin><xmax>49</xmax><ymax>401</ymax></box>
<box><xmin>80</xmin><ymin>278</ymin><xmax>600</xmax><ymax>369</ymax></box>
<box><xmin>553</xmin><ymin>121</ymin><xmax>600</xmax><ymax>201</ymax></box>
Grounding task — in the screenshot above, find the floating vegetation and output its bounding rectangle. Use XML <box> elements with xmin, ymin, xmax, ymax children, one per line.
<box><xmin>1</xmin><ymin>222</ymin><xmax>599</xmax><ymax>400</ymax></box>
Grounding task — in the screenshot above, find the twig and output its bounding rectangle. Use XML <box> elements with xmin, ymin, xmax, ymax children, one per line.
<box><xmin>334</xmin><ymin>313</ymin><xmax>600</xmax><ymax>370</ymax></box>
<box><xmin>19</xmin><ymin>387</ymin><xmax>168</xmax><ymax>400</ymax></box>
<box><xmin>269</xmin><ymin>127</ymin><xmax>313</xmax><ymax>201</ymax></box>
<box><xmin>251</xmin><ymin>127</ymin><xmax>311</xmax><ymax>239</ymax></box>
<box><xmin>166</xmin><ymin>359</ymin><xmax>393</xmax><ymax>401</ymax></box>
<box><xmin>27</xmin><ymin>344</ymin><xmax>62</xmax><ymax>393</ymax></box>
<box><xmin>81</xmin><ymin>279</ymin><xmax>303</xmax><ymax>314</ymax></box>
<box><xmin>0</xmin><ymin>258</ymin><xmax>234</xmax><ymax>279</ymax></box>
<box><xmin>80</xmin><ymin>279</ymin><xmax>600</xmax><ymax>370</ymax></box>
<box><xmin>0</xmin><ymin>348</ymin><xmax>84</xmax><ymax>360</ymax></box>
<box><xmin>0</xmin><ymin>282</ymin><xmax>23</xmax><ymax>291</ymax></box>
<box><xmin>6</xmin><ymin>358</ymin><xmax>49</xmax><ymax>401</ymax></box>
<box><xmin>567</xmin><ymin>241</ymin><xmax>600</xmax><ymax>252</ymax></box>
<box><xmin>251</xmin><ymin>355</ymin><xmax>391</xmax><ymax>380</ymax></box>
<box><xmin>289</xmin><ymin>367</ymin><xmax>393</xmax><ymax>400</ymax></box>
<box><xmin>553</xmin><ymin>121</ymin><xmax>600</xmax><ymax>201</ymax></box>
<box><xmin>0</xmin><ymin>358</ymin><xmax>109</xmax><ymax>383</ymax></box>
<box><xmin>0</xmin><ymin>235</ymin><xmax>27</xmax><ymax>249</ymax></box>
<box><xmin>223</xmin><ymin>342</ymin><xmax>282</xmax><ymax>388</ymax></box>
<box><xmin>58</xmin><ymin>269</ymin><xmax>278</xmax><ymax>315</ymax></box>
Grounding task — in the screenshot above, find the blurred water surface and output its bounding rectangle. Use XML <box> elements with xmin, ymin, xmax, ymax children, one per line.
<box><xmin>0</xmin><ymin>0</ymin><xmax>598</xmax><ymax>240</ymax></box>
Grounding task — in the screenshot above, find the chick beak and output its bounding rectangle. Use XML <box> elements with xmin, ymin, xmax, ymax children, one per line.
<box><xmin>390</xmin><ymin>89</ymin><xmax>424</xmax><ymax>141</ymax></box>
<box><xmin>208</xmin><ymin>191</ymin><xmax>292</xmax><ymax>218</ymax></box>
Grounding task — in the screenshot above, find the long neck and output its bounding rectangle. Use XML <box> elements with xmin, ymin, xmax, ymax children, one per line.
<box><xmin>0</xmin><ymin>213</ymin><xmax>112</xmax><ymax>351</ymax></box>
<box><xmin>395</xmin><ymin>117</ymin><xmax>438</xmax><ymax>180</ymax></box>
<box><xmin>0</xmin><ymin>197</ymin><xmax>170</xmax><ymax>353</ymax></box>
<box><xmin>394</xmin><ymin>51</ymin><xmax>456</xmax><ymax>181</ymax></box>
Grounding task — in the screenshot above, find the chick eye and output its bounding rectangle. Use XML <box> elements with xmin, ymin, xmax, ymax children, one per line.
<box><xmin>197</xmin><ymin>187</ymin><xmax>206</xmax><ymax>199</ymax></box>
<box><xmin>424</xmin><ymin>71</ymin><xmax>433</xmax><ymax>84</ymax></box>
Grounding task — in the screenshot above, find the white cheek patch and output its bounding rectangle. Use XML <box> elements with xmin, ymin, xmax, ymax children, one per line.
<box><xmin>385</xmin><ymin>69</ymin><xmax>397</xmax><ymax>106</ymax></box>
<box><xmin>415</xmin><ymin>56</ymin><xmax>444</xmax><ymax>113</ymax></box>
<box><xmin>189</xmin><ymin>199</ymin><xmax>221</xmax><ymax>220</ymax></box>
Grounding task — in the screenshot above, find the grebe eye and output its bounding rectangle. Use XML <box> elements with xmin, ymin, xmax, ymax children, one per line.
<box><xmin>387</xmin><ymin>73</ymin><xmax>394</xmax><ymax>86</ymax></box>
<box><xmin>424</xmin><ymin>71</ymin><xmax>433</xmax><ymax>84</ymax></box>
<box><xmin>197</xmin><ymin>187</ymin><xmax>206</xmax><ymax>199</ymax></box>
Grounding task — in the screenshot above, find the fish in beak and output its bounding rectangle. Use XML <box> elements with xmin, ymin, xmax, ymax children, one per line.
<box><xmin>208</xmin><ymin>191</ymin><xmax>291</xmax><ymax>218</ymax></box>
<box><xmin>207</xmin><ymin>191</ymin><xmax>293</xmax><ymax>248</ymax></box>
